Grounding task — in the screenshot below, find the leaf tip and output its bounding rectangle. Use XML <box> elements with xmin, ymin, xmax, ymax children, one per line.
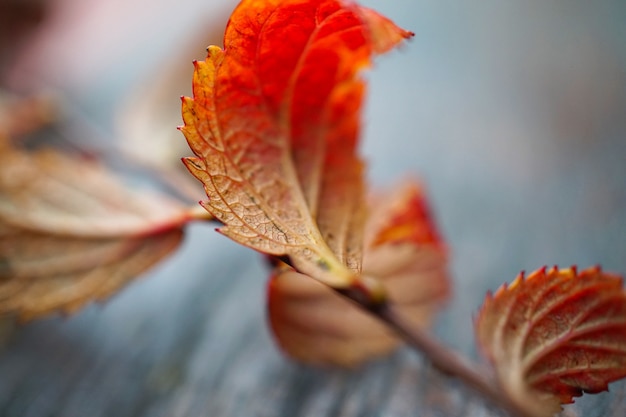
<box><xmin>355</xmin><ymin>5</ymin><xmax>415</xmax><ymax>54</ymax></box>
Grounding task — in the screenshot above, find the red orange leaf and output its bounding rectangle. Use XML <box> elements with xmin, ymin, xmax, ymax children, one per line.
<box><xmin>180</xmin><ymin>0</ymin><xmax>412</xmax><ymax>290</ymax></box>
<box><xmin>475</xmin><ymin>266</ymin><xmax>626</xmax><ymax>416</ymax></box>
<box><xmin>268</xmin><ymin>180</ymin><xmax>449</xmax><ymax>366</ymax></box>
<box><xmin>365</xmin><ymin>179</ymin><xmax>444</xmax><ymax>248</ymax></box>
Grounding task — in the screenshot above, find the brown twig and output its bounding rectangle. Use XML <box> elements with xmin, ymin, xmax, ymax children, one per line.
<box><xmin>339</xmin><ymin>288</ymin><xmax>535</xmax><ymax>417</ymax></box>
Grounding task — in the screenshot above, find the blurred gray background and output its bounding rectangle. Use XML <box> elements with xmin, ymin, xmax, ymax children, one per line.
<box><xmin>1</xmin><ymin>0</ymin><xmax>625</xmax><ymax>416</ymax></box>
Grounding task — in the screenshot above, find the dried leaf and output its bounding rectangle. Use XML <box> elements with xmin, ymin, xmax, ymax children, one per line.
<box><xmin>181</xmin><ymin>0</ymin><xmax>413</xmax><ymax>290</ymax></box>
<box><xmin>268</xmin><ymin>180</ymin><xmax>449</xmax><ymax>366</ymax></box>
<box><xmin>0</xmin><ymin>224</ymin><xmax>183</xmax><ymax>321</ymax></box>
<box><xmin>0</xmin><ymin>142</ymin><xmax>201</xmax><ymax>320</ymax></box>
<box><xmin>475</xmin><ymin>266</ymin><xmax>626</xmax><ymax>416</ymax></box>
<box><xmin>268</xmin><ymin>268</ymin><xmax>396</xmax><ymax>366</ymax></box>
<box><xmin>0</xmin><ymin>146</ymin><xmax>190</xmax><ymax>236</ymax></box>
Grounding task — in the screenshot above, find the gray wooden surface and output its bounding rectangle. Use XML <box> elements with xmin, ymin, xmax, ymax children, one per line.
<box><xmin>1</xmin><ymin>0</ymin><xmax>625</xmax><ymax>416</ymax></box>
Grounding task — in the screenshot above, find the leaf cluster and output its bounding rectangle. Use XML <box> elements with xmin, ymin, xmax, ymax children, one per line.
<box><xmin>1</xmin><ymin>1</ymin><xmax>625</xmax><ymax>417</ymax></box>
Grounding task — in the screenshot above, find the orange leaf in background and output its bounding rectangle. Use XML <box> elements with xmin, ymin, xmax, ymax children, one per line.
<box><xmin>180</xmin><ymin>0</ymin><xmax>413</xmax><ymax>291</ymax></box>
<box><xmin>0</xmin><ymin>138</ymin><xmax>204</xmax><ymax>320</ymax></box>
<box><xmin>366</xmin><ymin>180</ymin><xmax>444</xmax><ymax>248</ymax></box>
<box><xmin>475</xmin><ymin>266</ymin><xmax>626</xmax><ymax>417</ymax></box>
<box><xmin>268</xmin><ymin>180</ymin><xmax>449</xmax><ymax>366</ymax></box>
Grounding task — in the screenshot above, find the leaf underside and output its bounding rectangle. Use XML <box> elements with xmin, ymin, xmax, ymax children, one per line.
<box><xmin>475</xmin><ymin>266</ymin><xmax>626</xmax><ymax>416</ymax></box>
<box><xmin>180</xmin><ymin>0</ymin><xmax>413</xmax><ymax>289</ymax></box>
<box><xmin>0</xmin><ymin>139</ymin><xmax>192</xmax><ymax>320</ymax></box>
<box><xmin>0</xmin><ymin>224</ymin><xmax>183</xmax><ymax>320</ymax></box>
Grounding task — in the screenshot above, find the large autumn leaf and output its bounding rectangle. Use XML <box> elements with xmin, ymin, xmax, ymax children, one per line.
<box><xmin>0</xmin><ymin>135</ymin><xmax>206</xmax><ymax>321</ymax></box>
<box><xmin>180</xmin><ymin>0</ymin><xmax>413</xmax><ymax>293</ymax></box>
<box><xmin>475</xmin><ymin>266</ymin><xmax>626</xmax><ymax>417</ymax></box>
<box><xmin>268</xmin><ymin>180</ymin><xmax>449</xmax><ymax>366</ymax></box>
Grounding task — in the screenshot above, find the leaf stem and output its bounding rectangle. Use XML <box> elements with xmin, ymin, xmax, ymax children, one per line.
<box><xmin>272</xmin><ymin>255</ymin><xmax>533</xmax><ymax>416</ymax></box>
<box><xmin>348</xmin><ymin>295</ymin><xmax>535</xmax><ymax>417</ymax></box>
